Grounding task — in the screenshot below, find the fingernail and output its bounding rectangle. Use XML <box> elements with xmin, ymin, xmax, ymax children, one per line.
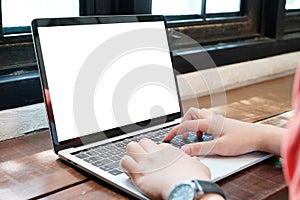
<box><xmin>162</xmin><ymin>136</ymin><xmax>168</xmax><ymax>142</ymax></box>
<box><xmin>181</xmin><ymin>145</ymin><xmax>190</xmax><ymax>154</ymax></box>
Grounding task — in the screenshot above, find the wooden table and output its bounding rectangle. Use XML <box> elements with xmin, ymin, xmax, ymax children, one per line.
<box><xmin>0</xmin><ymin>75</ymin><xmax>294</xmax><ymax>200</ymax></box>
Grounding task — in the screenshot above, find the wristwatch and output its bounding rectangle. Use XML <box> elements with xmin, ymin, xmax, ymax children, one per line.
<box><xmin>168</xmin><ymin>180</ymin><xmax>225</xmax><ymax>200</ymax></box>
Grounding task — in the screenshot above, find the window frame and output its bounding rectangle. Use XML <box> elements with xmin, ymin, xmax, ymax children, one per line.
<box><xmin>162</xmin><ymin>0</ymin><xmax>246</xmax><ymax>22</ymax></box>
<box><xmin>0</xmin><ymin>0</ymin><xmax>257</xmax><ymax>45</ymax></box>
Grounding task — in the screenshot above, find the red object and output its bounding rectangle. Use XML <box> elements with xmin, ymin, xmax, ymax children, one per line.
<box><xmin>282</xmin><ymin>63</ymin><xmax>300</xmax><ymax>199</ymax></box>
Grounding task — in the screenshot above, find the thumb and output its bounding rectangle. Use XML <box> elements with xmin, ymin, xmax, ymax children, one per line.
<box><xmin>181</xmin><ymin>140</ymin><xmax>220</xmax><ymax>156</ymax></box>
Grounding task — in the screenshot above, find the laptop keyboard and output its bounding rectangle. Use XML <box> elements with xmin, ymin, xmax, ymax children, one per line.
<box><xmin>72</xmin><ymin>126</ymin><xmax>213</xmax><ymax>176</ymax></box>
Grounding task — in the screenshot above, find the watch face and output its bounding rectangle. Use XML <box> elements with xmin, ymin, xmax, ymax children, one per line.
<box><xmin>169</xmin><ymin>184</ymin><xmax>194</xmax><ymax>200</ymax></box>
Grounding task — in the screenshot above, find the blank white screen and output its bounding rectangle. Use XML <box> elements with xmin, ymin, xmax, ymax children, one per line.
<box><xmin>38</xmin><ymin>21</ymin><xmax>180</xmax><ymax>142</ymax></box>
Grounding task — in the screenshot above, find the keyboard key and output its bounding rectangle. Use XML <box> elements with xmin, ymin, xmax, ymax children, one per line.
<box><xmin>99</xmin><ymin>152</ymin><xmax>110</xmax><ymax>158</ymax></box>
<box><xmin>99</xmin><ymin>165</ymin><xmax>112</xmax><ymax>171</ymax></box>
<box><xmin>108</xmin><ymin>169</ymin><xmax>123</xmax><ymax>176</ymax></box>
<box><xmin>86</xmin><ymin>150</ymin><xmax>99</xmax><ymax>156</ymax></box>
<box><xmin>94</xmin><ymin>147</ymin><xmax>104</xmax><ymax>153</ymax></box>
<box><xmin>100</xmin><ymin>158</ymin><xmax>113</xmax><ymax>165</ymax></box>
<box><xmin>75</xmin><ymin>153</ymin><xmax>89</xmax><ymax>159</ymax></box>
<box><xmin>111</xmin><ymin>155</ymin><xmax>122</xmax><ymax>162</ymax></box>
<box><xmin>92</xmin><ymin>160</ymin><xmax>104</xmax><ymax>167</ymax></box>
<box><xmin>104</xmin><ymin>144</ymin><xmax>117</xmax><ymax>151</ymax></box>
<box><xmin>106</xmin><ymin>161</ymin><xmax>120</xmax><ymax>169</ymax></box>
<box><xmin>84</xmin><ymin>156</ymin><xmax>99</xmax><ymax>163</ymax></box>
<box><xmin>107</xmin><ymin>149</ymin><xmax>121</xmax><ymax>155</ymax></box>
<box><xmin>114</xmin><ymin>142</ymin><xmax>127</xmax><ymax>149</ymax></box>
<box><xmin>202</xmin><ymin>133</ymin><xmax>214</xmax><ymax>141</ymax></box>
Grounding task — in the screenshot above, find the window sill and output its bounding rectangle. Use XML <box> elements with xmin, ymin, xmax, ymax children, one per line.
<box><xmin>166</xmin><ymin>15</ymin><xmax>247</xmax><ymax>28</ymax></box>
<box><xmin>173</xmin><ymin>33</ymin><xmax>300</xmax><ymax>73</ymax></box>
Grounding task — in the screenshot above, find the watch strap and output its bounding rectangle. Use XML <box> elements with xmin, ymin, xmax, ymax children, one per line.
<box><xmin>193</xmin><ymin>180</ymin><xmax>226</xmax><ymax>199</ymax></box>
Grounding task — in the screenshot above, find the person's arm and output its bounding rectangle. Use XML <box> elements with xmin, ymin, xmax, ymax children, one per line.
<box><xmin>164</xmin><ymin>107</ymin><xmax>285</xmax><ymax>157</ymax></box>
<box><xmin>121</xmin><ymin>139</ymin><xmax>225</xmax><ymax>200</ymax></box>
<box><xmin>250</xmin><ymin>122</ymin><xmax>285</xmax><ymax>155</ymax></box>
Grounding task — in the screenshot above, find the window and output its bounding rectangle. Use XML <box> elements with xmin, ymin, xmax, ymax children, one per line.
<box><xmin>285</xmin><ymin>0</ymin><xmax>300</xmax><ymax>10</ymax></box>
<box><xmin>1</xmin><ymin>0</ymin><xmax>79</xmax><ymax>35</ymax></box>
<box><xmin>206</xmin><ymin>0</ymin><xmax>241</xmax><ymax>14</ymax></box>
<box><xmin>152</xmin><ymin>0</ymin><xmax>203</xmax><ymax>15</ymax></box>
<box><xmin>152</xmin><ymin>0</ymin><xmax>242</xmax><ymax>20</ymax></box>
<box><xmin>285</xmin><ymin>0</ymin><xmax>300</xmax><ymax>34</ymax></box>
<box><xmin>157</xmin><ymin>0</ymin><xmax>254</xmax><ymax>50</ymax></box>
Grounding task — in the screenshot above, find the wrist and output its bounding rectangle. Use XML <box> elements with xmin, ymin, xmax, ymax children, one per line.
<box><xmin>162</xmin><ymin>182</ymin><xmax>176</xmax><ymax>200</ymax></box>
<box><xmin>256</xmin><ymin>124</ymin><xmax>285</xmax><ymax>155</ymax></box>
<box><xmin>201</xmin><ymin>193</ymin><xmax>225</xmax><ymax>200</ymax></box>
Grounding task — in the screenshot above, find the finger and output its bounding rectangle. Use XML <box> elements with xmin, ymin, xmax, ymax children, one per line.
<box><xmin>163</xmin><ymin>125</ymin><xmax>182</xmax><ymax>141</ymax></box>
<box><xmin>126</xmin><ymin>141</ymin><xmax>147</xmax><ymax>156</ymax></box>
<box><xmin>182</xmin><ymin>108</ymin><xmax>212</xmax><ymax>122</ymax></box>
<box><xmin>164</xmin><ymin>119</ymin><xmax>209</xmax><ymax>142</ymax></box>
<box><xmin>206</xmin><ymin>114</ymin><xmax>225</xmax><ymax>136</ymax></box>
<box><xmin>181</xmin><ymin>140</ymin><xmax>219</xmax><ymax>156</ymax></box>
<box><xmin>120</xmin><ymin>155</ymin><xmax>141</xmax><ymax>178</ymax></box>
<box><xmin>196</xmin><ymin>131</ymin><xmax>203</xmax><ymax>139</ymax></box>
<box><xmin>178</xmin><ymin>120</ymin><xmax>210</xmax><ymax>134</ymax></box>
<box><xmin>182</xmin><ymin>131</ymin><xmax>189</xmax><ymax>139</ymax></box>
<box><xmin>138</xmin><ymin>138</ymin><xmax>159</xmax><ymax>153</ymax></box>
<box><xmin>181</xmin><ymin>107</ymin><xmax>199</xmax><ymax>122</ymax></box>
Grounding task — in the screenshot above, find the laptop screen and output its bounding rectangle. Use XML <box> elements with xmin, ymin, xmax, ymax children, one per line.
<box><xmin>33</xmin><ymin>16</ymin><xmax>181</xmax><ymax>145</ymax></box>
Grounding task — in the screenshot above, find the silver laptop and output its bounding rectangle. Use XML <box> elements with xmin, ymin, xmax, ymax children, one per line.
<box><xmin>31</xmin><ymin>15</ymin><xmax>271</xmax><ymax>199</ymax></box>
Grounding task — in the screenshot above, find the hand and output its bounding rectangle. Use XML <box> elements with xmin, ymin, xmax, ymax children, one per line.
<box><xmin>120</xmin><ymin>139</ymin><xmax>211</xmax><ymax>200</ymax></box>
<box><xmin>164</xmin><ymin>107</ymin><xmax>284</xmax><ymax>156</ymax></box>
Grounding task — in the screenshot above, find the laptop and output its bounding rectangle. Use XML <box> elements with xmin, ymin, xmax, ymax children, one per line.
<box><xmin>31</xmin><ymin>15</ymin><xmax>271</xmax><ymax>199</ymax></box>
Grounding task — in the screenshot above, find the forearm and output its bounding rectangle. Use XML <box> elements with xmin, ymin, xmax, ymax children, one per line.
<box><xmin>255</xmin><ymin>123</ymin><xmax>286</xmax><ymax>156</ymax></box>
<box><xmin>222</xmin><ymin>118</ymin><xmax>285</xmax><ymax>156</ymax></box>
